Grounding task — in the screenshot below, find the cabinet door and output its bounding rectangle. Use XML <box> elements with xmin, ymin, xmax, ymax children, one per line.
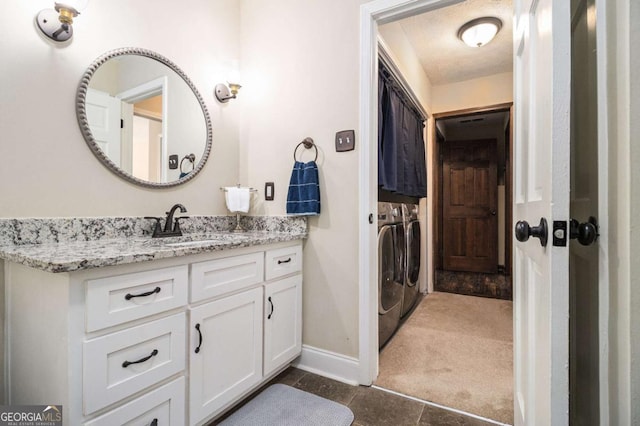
<box><xmin>264</xmin><ymin>275</ymin><xmax>302</xmax><ymax>376</ymax></box>
<box><xmin>189</xmin><ymin>287</ymin><xmax>263</xmax><ymax>425</ymax></box>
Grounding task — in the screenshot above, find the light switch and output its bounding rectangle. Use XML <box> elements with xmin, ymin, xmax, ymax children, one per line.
<box><xmin>265</xmin><ymin>182</ymin><xmax>275</xmax><ymax>201</ymax></box>
<box><xmin>169</xmin><ymin>155</ymin><xmax>179</xmax><ymax>169</ymax></box>
<box><xmin>335</xmin><ymin>130</ymin><xmax>355</xmax><ymax>152</ymax></box>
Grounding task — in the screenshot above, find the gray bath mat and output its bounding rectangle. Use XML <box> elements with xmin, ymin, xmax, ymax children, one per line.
<box><xmin>219</xmin><ymin>383</ymin><xmax>354</xmax><ymax>426</ymax></box>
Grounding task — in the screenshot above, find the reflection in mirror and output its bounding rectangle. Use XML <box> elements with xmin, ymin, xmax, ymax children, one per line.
<box><xmin>78</xmin><ymin>48</ymin><xmax>212</xmax><ymax>188</ymax></box>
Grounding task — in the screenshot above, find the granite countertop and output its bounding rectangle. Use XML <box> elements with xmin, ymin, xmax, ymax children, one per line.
<box><xmin>0</xmin><ymin>231</ymin><xmax>306</xmax><ymax>273</ymax></box>
<box><xmin>0</xmin><ymin>216</ymin><xmax>307</xmax><ymax>273</ymax></box>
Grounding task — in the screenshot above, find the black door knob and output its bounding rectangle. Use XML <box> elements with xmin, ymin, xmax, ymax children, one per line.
<box><xmin>515</xmin><ymin>218</ymin><xmax>548</xmax><ymax>247</ymax></box>
<box><xmin>570</xmin><ymin>217</ymin><xmax>599</xmax><ymax>246</ymax></box>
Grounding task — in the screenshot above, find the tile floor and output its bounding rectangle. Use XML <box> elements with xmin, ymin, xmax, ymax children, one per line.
<box><xmin>213</xmin><ymin>367</ymin><xmax>497</xmax><ymax>426</ymax></box>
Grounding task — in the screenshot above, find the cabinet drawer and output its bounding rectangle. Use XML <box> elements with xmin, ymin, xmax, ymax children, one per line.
<box><xmin>83</xmin><ymin>313</ymin><xmax>186</xmax><ymax>415</ymax></box>
<box><xmin>191</xmin><ymin>252</ymin><xmax>264</xmax><ymax>302</ymax></box>
<box><xmin>86</xmin><ymin>266</ymin><xmax>188</xmax><ymax>332</ymax></box>
<box><xmin>265</xmin><ymin>245</ymin><xmax>302</xmax><ymax>281</ymax></box>
<box><xmin>84</xmin><ymin>377</ymin><xmax>185</xmax><ymax>426</ymax></box>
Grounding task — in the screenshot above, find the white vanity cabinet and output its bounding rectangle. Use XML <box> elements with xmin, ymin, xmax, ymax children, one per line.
<box><xmin>188</xmin><ymin>243</ymin><xmax>303</xmax><ymax>424</ymax></box>
<box><xmin>4</xmin><ymin>240</ymin><xmax>303</xmax><ymax>426</ymax></box>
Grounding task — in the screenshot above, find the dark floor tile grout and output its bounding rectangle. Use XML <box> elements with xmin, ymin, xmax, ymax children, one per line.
<box><xmin>289</xmin><ymin>370</ymin><xmax>307</xmax><ymax>386</ymax></box>
<box><xmin>344</xmin><ymin>385</ymin><xmax>363</xmax><ymax>407</ymax></box>
<box><xmin>415</xmin><ymin>404</ymin><xmax>426</xmax><ymax>425</ymax></box>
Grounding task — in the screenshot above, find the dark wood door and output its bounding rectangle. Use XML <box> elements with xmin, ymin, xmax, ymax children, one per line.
<box><xmin>442</xmin><ymin>139</ymin><xmax>498</xmax><ymax>273</ymax></box>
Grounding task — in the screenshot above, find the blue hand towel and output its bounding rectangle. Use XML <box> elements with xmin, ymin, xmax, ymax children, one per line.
<box><xmin>286</xmin><ymin>161</ymin><xmax>320</xmax><ymax>216</ymax></box>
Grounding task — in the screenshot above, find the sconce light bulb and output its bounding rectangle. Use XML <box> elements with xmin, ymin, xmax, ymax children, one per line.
<box><xmin>228</xmin><ymin>83</ymin><xmax>242</xmax><ymax>96</ymax></box>
<box><xmin>55</xmin><ymin>5</ymin><xmax>78</xmax><ymax>25</ymax></box>
<box><xmin>57</xmin><ymin>0</ymin><xmax>89</xmax><ymax>12</ymax></box>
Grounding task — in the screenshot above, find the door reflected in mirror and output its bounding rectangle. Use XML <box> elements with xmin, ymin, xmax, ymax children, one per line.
<box><xmin>78</xmin><ymin>48</ymin><xmax>212</xmax><ymax>188</ymax></box>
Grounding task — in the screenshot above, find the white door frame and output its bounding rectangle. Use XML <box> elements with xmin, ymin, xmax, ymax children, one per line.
<box><xmin>358</xmin><ymin>4</ymin><xmax>612</xmax><ymax>417</ymax></box>
<box><xmin>117</xmin><ymin>77</ymin><xmax>169</xmax><ymax>183</ymax></box>
<box><xmin>358</xmin><ymin>0</ymin><xmax>464</xmax><ymax>385</ymax></box>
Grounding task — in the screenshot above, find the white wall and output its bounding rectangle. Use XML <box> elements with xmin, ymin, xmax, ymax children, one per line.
<box><xmin>378</xmin><ymin>22</ymin><xmax>433</xmax><ymax>109</ymax></box>
<box><xmin>432</xmin><ymin>71</ymin><xmax>513</xmax><ymax>114</ymax></box>
<box><xmin>239</xmin><ymin>0</ymin><xmax>369</xmax><ymax>358</ymax></box>
<box><xmin>0</xmin><ymin>0</ymin><xmax>241</xmax><ymax>218</ymax></box>
<box><xmin>378</xmin><ymin>21</ymin><xmax>434</xmax><ymax>295</ymax></box>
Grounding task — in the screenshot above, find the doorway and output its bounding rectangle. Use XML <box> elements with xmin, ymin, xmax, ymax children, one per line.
<box><xmin>433</xmin><ymin>106</ymin><xmax>513</xmax><ymax>300</ymax></box>
<box><xmin>369</xmin><ymin>1</ymin><xmax>515</xmax><ymax>423</ymax></box>
<box><xmin>360</xmin><ymin>0</ymin><xmax>610</xmax><ymax>424</ymax></box>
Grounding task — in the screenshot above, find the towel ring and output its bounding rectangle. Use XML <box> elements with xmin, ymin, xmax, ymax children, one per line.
<box><xmin>293</xmin><ymin>137</ymin><xmax>318</xmax><ymax>162</ymax></box>
<box><xmin>180</xmin><ymin>153</ymin><xmax>196</xmax><ymax>173</ymax></box>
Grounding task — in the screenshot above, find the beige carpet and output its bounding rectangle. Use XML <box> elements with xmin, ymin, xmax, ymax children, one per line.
<box><xmin>376</xmin><ymin>292</ymin><xmax>513</xmax><ymax>424</ymax></box>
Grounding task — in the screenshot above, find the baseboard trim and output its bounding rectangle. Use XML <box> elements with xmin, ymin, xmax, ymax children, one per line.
<box><xmin>293</xmin><ymin>345</ymin><xmax>360</xmax><ymax>386</ymax></box>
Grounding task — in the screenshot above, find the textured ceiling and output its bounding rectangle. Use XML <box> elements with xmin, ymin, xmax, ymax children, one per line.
<box><xmin>389</xmin><ymin>0</ymin><xmax>513</xmax><ymax>85</ymax></box>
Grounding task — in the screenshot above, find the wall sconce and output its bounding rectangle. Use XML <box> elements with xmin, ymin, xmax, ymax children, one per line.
<box><xmin>215</xmin><ymin>82</ymin><xmax>242</xmax><ymax>103</ymax></box>
<box><xmin>36</xmin><ymin>1</ymin><xmax>88</xmax><ymax>43</ymax></box>
<box><xmin>457</xmin><ymin>17</ymin><xmax>502</xmax><ymax>48</ymax></box>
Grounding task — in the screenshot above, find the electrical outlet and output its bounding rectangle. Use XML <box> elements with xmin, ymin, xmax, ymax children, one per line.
<box><xmin>335</xmin><ymin>130</ymin><xmax>355</xmax><ymax>152</ymax></box>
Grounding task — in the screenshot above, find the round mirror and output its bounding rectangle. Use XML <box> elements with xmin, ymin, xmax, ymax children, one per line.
<box><xmin>77</xmin><ymin>47</ymin><xmax>212</xmax><ymax>187</ymax></box>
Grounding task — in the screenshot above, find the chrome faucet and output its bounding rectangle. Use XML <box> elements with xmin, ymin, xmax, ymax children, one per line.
<box><xmin>145</xmin><ymin>203</ymin><xmax>188</xmax><ymax>238</ymax></box>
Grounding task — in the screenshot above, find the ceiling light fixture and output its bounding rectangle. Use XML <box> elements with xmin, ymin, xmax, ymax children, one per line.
<box><xmin>457</xmin><ymin>17</ymin><xmax>502</xmax><ymax>48</ymax></box>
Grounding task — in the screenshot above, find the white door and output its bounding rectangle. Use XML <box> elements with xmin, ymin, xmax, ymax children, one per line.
<box><xmin>513</xmin><ymin>0</ymin><xmax>571</xmax><ymax>425</ymax></box>
<box><xmin>85</xmin><ymin>88</ymin><xmax>122</xmax><ymax>166</ymax></box>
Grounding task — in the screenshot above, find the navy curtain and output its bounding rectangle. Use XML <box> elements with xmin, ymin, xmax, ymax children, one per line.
<box><xmin>378</xmin><ymin>62</ymin><xmax>427</xmax><ymax>198</ymax></box>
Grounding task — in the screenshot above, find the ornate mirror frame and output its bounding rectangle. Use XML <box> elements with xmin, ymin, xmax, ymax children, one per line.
<box><xmin>76</xmin><ymin>47</ymin><xmax>213</xmax><ymax>188</ymax></box>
